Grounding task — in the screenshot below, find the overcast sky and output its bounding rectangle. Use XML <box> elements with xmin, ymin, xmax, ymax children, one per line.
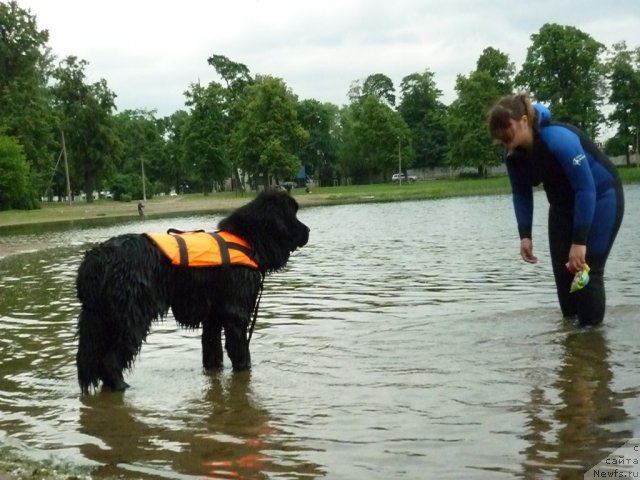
<box><xmin>15</xmin><ymin>0</ymin><xmax>640</xmax><ymax>118</ymax></box>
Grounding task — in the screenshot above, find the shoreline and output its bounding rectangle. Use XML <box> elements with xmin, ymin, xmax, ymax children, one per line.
<box><xmin>0</xmin><ymin>190</ymin><xmax>385</xmax><ymax>232</ymax></box>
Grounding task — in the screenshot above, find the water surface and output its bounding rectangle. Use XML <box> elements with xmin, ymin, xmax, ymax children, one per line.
<box><xmin>1</xmin><ymin>187</ymin><xmax>639</xmax><ymax>479</ymax></box>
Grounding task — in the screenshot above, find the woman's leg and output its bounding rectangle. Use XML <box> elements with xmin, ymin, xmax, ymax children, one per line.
<box><xmin>577</xmin><ymin>185</ymin><xmax>624</xmax><ymax>326</ymax></box>
<box><xmin>548</xmin><ymin>208</ymin><xmax>577</xmax><ymax>318</ymax></box>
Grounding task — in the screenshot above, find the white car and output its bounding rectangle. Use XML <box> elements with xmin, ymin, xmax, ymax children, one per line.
<box><xmin>392</xmin><ymin>173</ymin><xmax>416</xmax><ymax>183</ymax></box>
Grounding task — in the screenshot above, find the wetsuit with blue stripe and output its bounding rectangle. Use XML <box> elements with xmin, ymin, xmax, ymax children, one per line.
<box><xmin>505</xmin><ymin>103</ymin><xmax>624</xmax><ymax>326</ymax></box>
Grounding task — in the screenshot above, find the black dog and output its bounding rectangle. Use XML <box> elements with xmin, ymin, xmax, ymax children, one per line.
<box><xmin>76</xmin><ymin>190</ymin><xmax>309</xmax><ymax>394</ymax></box>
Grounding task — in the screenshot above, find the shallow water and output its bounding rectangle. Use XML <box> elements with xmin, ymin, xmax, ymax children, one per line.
<box><xmin>1</xmin><ymin>187</ymin><xmax>639</xmax><ymax>479</ymax></box>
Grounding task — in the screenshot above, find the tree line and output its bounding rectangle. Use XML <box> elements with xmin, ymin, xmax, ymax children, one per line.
<box><xmin>1</xmin><ymin>0</ymin><xmax>639</xmax><ymax>209</ymax></box>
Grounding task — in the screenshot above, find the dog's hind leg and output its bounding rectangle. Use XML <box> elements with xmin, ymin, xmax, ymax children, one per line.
<box><xmin>76</xmin><ymin>235</ymin><xmax>169</xmax><ymax>393</ymax></box>
<box><xmin>100</xmin><ymin>350</ymin><xmax>131</xmax><ymax>391</ymax></box>
<box><xmin>202</xmin><ymin>317</ymin><xmax>224</xmax><ymax>370</ymax></box>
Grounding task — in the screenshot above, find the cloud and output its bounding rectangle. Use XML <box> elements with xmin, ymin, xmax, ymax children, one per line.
<box><xmin>16</xmin><ymin>0</ymin><xmax>640</xmax><ymax>117</ymax></box>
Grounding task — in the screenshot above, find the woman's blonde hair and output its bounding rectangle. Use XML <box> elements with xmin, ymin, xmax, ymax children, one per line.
<box><xmin>487</xmin><ymin>92</ymin><xmax>535</xmax><ymax>144</ymax></box>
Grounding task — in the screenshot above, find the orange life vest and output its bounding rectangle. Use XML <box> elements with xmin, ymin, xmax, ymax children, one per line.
<box><xmin>145</xmin><ymin>230</ymin><xmax>258</xmax><ymax>269</ymax></box>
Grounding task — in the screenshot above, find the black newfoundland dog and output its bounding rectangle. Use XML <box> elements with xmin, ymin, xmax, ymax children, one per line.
<box><xmin>76</xmin><ymin>190</ymin><xmax>309</xmax><ymax>394</ymax></box>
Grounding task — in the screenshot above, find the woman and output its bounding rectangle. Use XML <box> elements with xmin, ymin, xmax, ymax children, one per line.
<box><xmin>487</xmin><ymin>93</ymin><xmax>624</xmax><ymax>327</ymax></box>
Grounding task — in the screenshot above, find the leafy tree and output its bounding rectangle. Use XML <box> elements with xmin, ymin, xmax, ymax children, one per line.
<box><xmin>0</xmin><ymin>134</ymin><xmax>37</xmax><ymax>209</ymax></box>
<box><xmin>50</xmin><ymin>56</ymin><xmax>119</xmax><ymax>202</ymax></box>
<box><xmin>398</xmin><ymin>70</ymin><xmax>448</xmax><ymax>168</ymax></box>
<box><xmin>339</xmin><ymin>95</ymin><xmax>411</xmax><ymax>183</ymax></box>
<box><xmin>347</xmin><ymin>77</ymin><xmax>367</xmax><ymax>104</ymax></box>
<box><xmin>296</xmin><ymin>99</ymin><xmax>340</xmax><ymax>186</ymax></box>
<box><xmin>335</xmin><ymin>105</ymin><xmax>358</xmax><ymax>184</ymax></box>
<box><xmin>476</xmin><ymin>47</ymin><xmax>515</xmax><ymax>93</ymax></box>
<box><xmin>161</xmin><ymin>110</ymin><xmax>190</xmax><ymax>193</ymax></box>
<box><xmin>362</xmin><ymin>73</ymin><xmax>396</xmax><ymax>107</ymax></box>
<box><xmin>446</xmin><ymin>47</ymin><xmax>515</xmax><ymax>175</ymax></box>
<box><xmin>232</xmin><ymin>75</ymin><xmax>307</xmax><ymax>189</ymax></box>
<box><xmin>183</xmin><ymin>81</ymin><xmax>229</xmax><ymax>193</ymax></box>
<box><xmin>446</xmin><ymin>71</ymin><xmax>505</xmax><ymax>175</ymax></box>
<box><xmin>207</xmin><ymin>54</ymin><xmax>254</xmax><ymax>190</ymax></box>
<box><xmin>207</xmin><ymin>54</ymin><xmax>253</xmax><ymax>93</ymax></box>
<box><xmin>515</xmin><ymin>23</ymin><xmax>606</xmax><ymax>137</ymax></box>
<box><xmin>111</xmin><ymin>109</ymin><xmax>165</xmax><ymax>198</ymax></box>
<box><xmin>606</xmin><ymin>42</ymin><xmax>640</xmax><ymax>161</ymax></box>
<box><xmin>0</xmin><ymin>0</ymin><xmax>56</xmax><ymax>200</ymax></box>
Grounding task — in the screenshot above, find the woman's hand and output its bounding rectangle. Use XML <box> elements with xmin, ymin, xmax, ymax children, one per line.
<box><xmin>520</xmin><ymin>238</ymin><xmax>539</xmax><ymax>264</ymax></box>
<box><xmin>565</xmin><ymin>244</ymin><xmax>587</xmax><ymax>273</ymax></box>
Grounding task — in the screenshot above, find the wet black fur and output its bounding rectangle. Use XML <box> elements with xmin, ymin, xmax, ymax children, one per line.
<box><xmin>76</xmin><ymin>190</ymin><xmax>309</xmax><ymax>394</ymax></box>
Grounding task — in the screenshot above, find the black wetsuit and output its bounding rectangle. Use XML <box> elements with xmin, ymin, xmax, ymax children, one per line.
<box><xmin>506</xmin><ymin>104</ymin><xmax>624</xmax><ymax>326</ymax></box>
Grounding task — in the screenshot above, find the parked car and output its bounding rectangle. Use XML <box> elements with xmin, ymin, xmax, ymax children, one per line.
<box><xmin>278</xmin><ymin>181</ymin><xmax>298</xmax><ymax>191</ymax></box>
<box><xmin>391</xmin><ymin>173</ymin><xmax>417</xmax><ymax>183</ymax></box>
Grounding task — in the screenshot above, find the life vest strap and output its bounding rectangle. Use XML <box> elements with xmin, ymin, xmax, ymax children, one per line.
<box><xmin>173</xmin><ymin>235</ymin><xmax>189</xmax><ymax>268</ymax></box>
<box><xmin>207</xmin><ymin>232</ymin><xmax>231</xmax><ymax>266</ymax></box>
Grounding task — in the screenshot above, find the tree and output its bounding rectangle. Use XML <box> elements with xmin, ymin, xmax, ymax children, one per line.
<box><xmin>398</xmin><ymin>70</ymin><xmax>448</xmax><ymax>168</ymax></box>
<box><xmin>362</xmin><ymin>73</ymin><xmax>396</xmax><ymax>107</ymax></box>
<box><xmin>111</xmin><ymin>109</ymin><xmax>166</xmax><ymax>199</ymax></box>
<box><xmin>161</xmin><ymin>110</ymin><xmax>190</xmax><ymax>193</ymax></box>
<box><xmin>515</xmin><ymin>23</ymin><xmax>607</xmax><ymax>137</ymax></box>
<box><xmin>0</xmin><ymin>134</ymin><xmax>36</xmax><ymax>209</ymax></box>
<box><xmin>0</xmin><ymin>0</ymin><xmax>56</xmax><ymax>201</ymax></box>
<box><xmin>338</xmin><ymin>95</ymin><xmax>411</xmax><ymax>184</ymax></box>
<box><xmin>446</xmin><ymin>47</ymin><xmax>514</xmax><ymax>175</ymax></box>
<box><xmin>446</xmin><ymin>71</ymin><xmax>505</xmax><ymax>175</ymax></box>
<box><xmin>232</xmin><ymin>76</ymin><xmax>307</xmax><ymax>188</ymax></box>
<box><xmin>606</xmin><ymin>42</ymin><xmax>640</xmax><ymax>161</ymax></box>
<box><xmin>296</xmin><ymin>99</ymin><xmax>340</xmax><ymax>186</ymax></box>
<box><xmin>183</xmin><ymin>81</ymin><xmax>229</xmax><ymax>193</ymax></box>
<box><xmin>50</xmin><ymin>56</ymin><xmax>119</xmax><ymax>201</ymax></box>
<box><xmin>476</xmin><ymin>47</ymin><xmax>515</xmax><ymax>93</ymax></box>
<box><xmin>207</xmin><ymin>54</ymin><xmax>254</xmax><ymax>190</ymax></box>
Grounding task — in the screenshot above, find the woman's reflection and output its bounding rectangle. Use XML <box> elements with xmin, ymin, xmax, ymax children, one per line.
<box><xmin>521</xmin><ymin>327</ymin><xmax>634</xmax><ymax>479</ymax></box>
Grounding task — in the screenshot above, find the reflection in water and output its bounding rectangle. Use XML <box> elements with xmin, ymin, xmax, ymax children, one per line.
<box><xmin>0</xmin><ymin>188</ymin><xmax>639</xmax><ymax>478</ymax></box>
<box><xmin>521</xmin><ymin>327</ymin><xmax>633</xmax><ymax>479</ymax></box>
<box><xmin>79</xmin><ymin>372</ymin><xmax>324</xmax><ymax>479</ymax></box>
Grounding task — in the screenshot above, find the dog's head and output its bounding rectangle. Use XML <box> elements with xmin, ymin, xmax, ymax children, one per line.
<box><xmin>218</xmin><ymin>190</ymin><xmax>309</xmax><ymax>272</ymax></box>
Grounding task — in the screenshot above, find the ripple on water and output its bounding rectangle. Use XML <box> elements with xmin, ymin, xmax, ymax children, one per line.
<box><xmin>0</xmin><ymin>189</ymin><xmax>639</xmax><ymax>478</ymax></box>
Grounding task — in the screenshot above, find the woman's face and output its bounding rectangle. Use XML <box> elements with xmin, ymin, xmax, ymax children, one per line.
<box><xmin>502</xmin><ymin>116</ymin><xmax>532</xmax><ymax>150</ymax></box>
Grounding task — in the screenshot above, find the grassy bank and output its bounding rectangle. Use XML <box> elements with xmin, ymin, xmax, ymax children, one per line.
<box><xmin>1</xmin><ymin>167</ymin><xmax>639</xmax><ymax>231</ymax></box>
<box><xmin>0</xmin><ymin>175</ymin><xmax>512</xmax><ymax>230</ymax></box>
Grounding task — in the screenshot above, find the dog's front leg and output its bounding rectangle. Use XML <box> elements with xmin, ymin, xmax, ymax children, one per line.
<box><xmin>202</xmin><ymin>316</ymin><xmax>224</xmax><ymax>370</ymax></box>
<box><xmin>222</xmin><ymin>314</ymin><xmax>251</xmax><ymax>371</ymax></box>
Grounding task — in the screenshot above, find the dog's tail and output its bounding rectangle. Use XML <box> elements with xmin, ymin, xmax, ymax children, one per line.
<box><xmin>76</xmin><ymin>308</ymin><xmax>107</xmax><ymax>394</ymax></box>
<box><xmin>76</xmin><ymin>243</ymin><xmax>124</xmax><ymax>393</ymax></box>
<box><xmin>76</xmin><ymin>247</ymin><xmax>106</xmax><ymax>394</ymax></box>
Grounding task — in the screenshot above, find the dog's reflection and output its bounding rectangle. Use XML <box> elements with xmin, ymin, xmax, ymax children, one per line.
<box><xmin>79</xmin><ymin>372</ymin><xmax>324</xmax><ymax>479</ymax></box>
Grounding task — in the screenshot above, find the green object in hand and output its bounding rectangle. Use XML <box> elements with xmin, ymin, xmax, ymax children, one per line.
<box><xmin>570</xmin><ymin>264</ymin><xmax>590</xmax><ymax>293</ymax></box>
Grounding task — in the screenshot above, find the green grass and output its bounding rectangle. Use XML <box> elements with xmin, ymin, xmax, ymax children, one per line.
<box><xmin>308</xmin><ymin>175</ymin><xmax>513</xmax><ymax>204</ymax></box>
<box><xmin>1</xmin><ymin>167</ymin><xmax>638</xmax><ymax>229</ymax></box>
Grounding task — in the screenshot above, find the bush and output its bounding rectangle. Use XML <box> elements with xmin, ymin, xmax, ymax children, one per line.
<box><xmin>0</xmin><ymin>135</ymin><xmax>39</xmax><ymax>210</ymax></box>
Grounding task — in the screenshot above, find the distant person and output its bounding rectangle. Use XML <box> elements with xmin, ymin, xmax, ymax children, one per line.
<box><xmin>138</xmin><ymin>201</ymin><xmax>145</xmax><ymax>217</ymax></box>
<box><xmin>487</xmin><ymin>92</ymin><xmax>624</xmax><ymax>327</ymax></box>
